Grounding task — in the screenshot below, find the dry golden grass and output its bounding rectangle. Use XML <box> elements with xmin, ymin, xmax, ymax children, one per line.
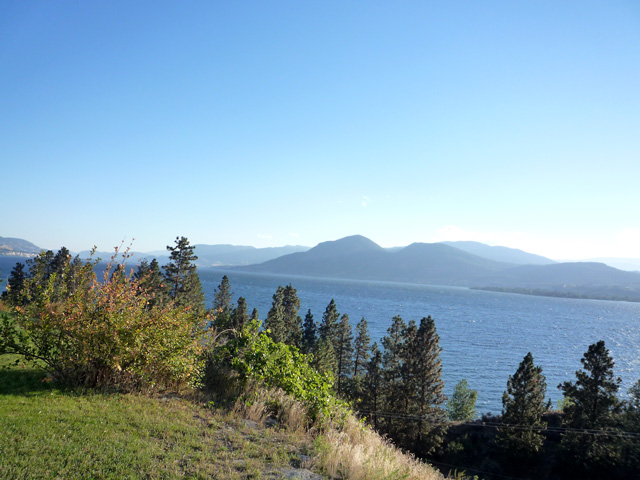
<box><xmin>316</xmin><ymin>414</ymin><xmax>445</xmax><ymax>480</ymax></box>
<box><xmin>232</xmin><ymin>386</ymin><xmax>445</xmax><ymax>480</ymax></box>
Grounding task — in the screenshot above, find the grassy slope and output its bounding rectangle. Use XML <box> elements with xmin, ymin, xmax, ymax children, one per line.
<box><xmin>0</xmin><ymin>355</ymin><xmax>316</xmax><ymax>480</ymax></box>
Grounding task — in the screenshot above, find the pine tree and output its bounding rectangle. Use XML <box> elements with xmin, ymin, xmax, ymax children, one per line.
<box><xmin>135</xmin><ymin>259</ymin><xmax>167</xmax><ymax>309</ymax></box>
<box><xmin>335</xmin><ymin>313</ymin><xmax>354</xmax><ymax>395</ymax></box>
<box><xmin>301</xmin><ymin>309</ymin><xmax>317</xmax><ymax>355</ymax></box>
<box><xmin>212</xmin><ymin>275</ymin><xmax>233</xmax><ymax>328</ymax></box>
<box><xmin>282</xmin><ymin>284</ymin><xmax>302</xmax><ymax>347</ymax></box>
<box><xmin>403</xmin><ymin>316</ymin><xmax>446</xmax><ymax>452</ymax></box>
<box><xmin>559</xmin><ymin>340</ymin><xmax>622</xmax><ymax>474</ymax></box>
<box><xmin>447</xmin><ymin>379</ymin><xmax>478</xmax><ymax>421</ymax></box>
<box><xmin>314</xmin><ymin>335</ymin><xmax>336</xmax><ymax>376</ymax></box>
<box><xmin>497</xmin><ymin>352</ymin><xmax>547</xmax><ymax>460</ymax></box>
<box><xmin>213</xmin><ymin>275</ymin><xmax>232</xmax><ymax>313</ymax></box>
<box><xmin>317</xmin><ymin>299</ymin><xmax>340</xmax><ymax>372</ymax></box>
<box><xmin>265</xmin><ymin>286</ymin><xmax>286</xmax><ymax>343</ymax></box>
<box><xmin>1</xmin><ymin>262</ymin><xmax>27</xmax><ymax>306</ymax></box>
<box><xmin>363</xmin><ymin>342</ymin><xmax>383</xmax><ymax>429</ymax></box>
<box><xmin>231</xmin><ymin>297</ymin><xmax>249</xmax><ymax>331</ymax></box>
<box><xmin>353</xmin><ymin>317</ymin><xmax>371</xmax><ymax>377</ymax></box>
<box><xmin>163</xmin><ymin>236</ymin><xmax>205</xmax><ymax>314</ymax></box>
<box><xmin>381</xmin><ymin>315</ymin><xmax>407</xmax><ymax>428</ymax></box>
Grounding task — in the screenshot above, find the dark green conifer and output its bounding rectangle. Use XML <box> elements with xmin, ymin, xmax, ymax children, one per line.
<box><xmin>335</xmin><ymin>313</ymin><xmax>354</xmax><ymax>395</ymax></box>
<box><xmin>265</xmin><ymin>286</ymin><xmax>286</xmax><ymax>342</ymax></box>
<box><xmin>1</xmin><ymin>262</ymin><xmax>27</xmax><ymax>306</ymax></box>
<box><xmin>231</xmin><ymin>297</ymin><xmax>249</xmax><ymax>332</ymax></box>
<box><xmin>301</xmin><ymin>309</ymin><xmax>317</xmax><ymax>355</ymax></box>
<box><xmin>282</xmin><ymin>284</ymin><xmax>303</xmax><ymax>347</ymax></box>
<box><xmin>363</xmin><ymin>342</ymin><xmax>383</xmax><ymax>429</ymax></box>
<box><xmin>403</xmin><ymin>316</ymin><xmax>446</xmax><ymax>452</ymax></box>
<box><xmin>163</xmin><ymin>236</ymin><xmax>205</xmax><ymax>314</ymax></box>
<box><xmin>135</xmin><ymin>259</ymin><xmax>167</xmax><ymax>309</ymax></box>
<box><xmin>353</xmin><ymin>317</ymin><xmax>371</xmax><ymax>377</ymax></box>
<box><xmin>497</xmin><ymin>352</ymin><xmax>547</xmax><ymax>460</ymax></box>
<box><xmin>559</xmin><ymin>340</ymin><xmax>622</xmax><ymax>475</ymax></box>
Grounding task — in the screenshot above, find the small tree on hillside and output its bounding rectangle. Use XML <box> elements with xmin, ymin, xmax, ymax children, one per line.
<box><xmin>363</xmin><ymin>342</ymin><xmax>383</xmax><ymax>429</ymax></box>
<box><xmin>447</xmin><ymin>379</ymin><xmax>478</xmax><ymax>421</ymax></box>
<box><xmin>301</xmin><ymin>309</ymin><xmax>317</xmax><ymax>355</ymax></box>
<box><xmin>335</xmin><ymin>313</ymin><xmax>354</xmax><ymax>395</ymax></box>
<box><xmin>403</xmin><ymin>316</ymin><xmax>447</xmax><ymax>453</ymax></box>
<box><xmin>1</xmin><ymin>262</ymin><xmax>27</xmax><ymax>306</ymax></box>
<box><xmin>265</xmin><ymin>286</ymin><xmax>286</xmax><ymax>342</ymax></box>
<box><xmin>163</xmin><ymin>236</ymin><xmax>205</xmax><ymax>314</ymax></box>
<box><xmin>559</xmin><ymin>340</ymin><xmax>622</xmax><ymax>475</ymax></box>
<box><xmin>497</xmin><ymin>352</ymin><xmax>547</xmax><ymax>460</ymax></box>
<box><xmin>134</xmin><ymin>259</ymin><xmax>167</xmax><ymax>309</ymax></box>
<box><xmin>231</xmin><ymin>297</ymin><xmax>249</xmax><ymax>332</ymax></box>
<box><xmin>353</xmin><ymin>317</ymin><xmax>371</xmax><ymax>378</ymax></box>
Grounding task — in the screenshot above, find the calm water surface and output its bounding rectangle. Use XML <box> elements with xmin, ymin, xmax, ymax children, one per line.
<box><xmin>199</xmin><ymin>268</ymin><xmax>640</xmax><ymax>414</ymax></box>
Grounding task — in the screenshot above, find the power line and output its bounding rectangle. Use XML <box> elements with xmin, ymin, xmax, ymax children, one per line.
<box><xmin>355</xmin><ymin>409</ymin><xmax>640</xmax><ymax>439</ymax></box>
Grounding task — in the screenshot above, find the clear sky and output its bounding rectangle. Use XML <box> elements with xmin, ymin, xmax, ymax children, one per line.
<box><xmin>2</xmin><ymin>1</ymin><xmax>639</xmax><ymax>260</ymax></box>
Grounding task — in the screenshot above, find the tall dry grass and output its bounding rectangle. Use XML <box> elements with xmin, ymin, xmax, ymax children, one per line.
<box><xmin>233</xmin><ymin>386</ymin><xmax>444</xmax><ymax>480</ymax></box>
<box><xmin>316</xmin><ymin>414</ymin><xmax>445</xmax><ymax>480</ymax></box>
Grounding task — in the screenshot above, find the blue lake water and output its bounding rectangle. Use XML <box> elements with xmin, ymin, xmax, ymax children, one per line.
<box><xmin>199</xmin><ymin>268</ymin><xmax>640</xmax><ymax>414</ymax></box>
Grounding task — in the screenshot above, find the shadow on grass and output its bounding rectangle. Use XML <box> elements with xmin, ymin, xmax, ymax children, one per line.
<box><xmin>0</xmin><ymin>366</ymin><xmax>58</xmax><ymax>395</ymax></box>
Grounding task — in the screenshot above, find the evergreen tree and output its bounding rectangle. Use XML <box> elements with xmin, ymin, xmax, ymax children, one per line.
<box><xmin>335</xmin><ymin>313</ymin><xmax>354</xmax><ymax>395</ymax></box>
<box><xmin>314</xmin><ymin>335</ymin><xmax>336</xmax><ymax>376</ymax></box>
<box><xmin>301</xmin><ymin>309</ymin><xmax>317</xmax><ymax>355</ymax></box>
<box><xmin>559</xmin><ymin>340</ymin><xmax>622</xmax><ymax>475</ymax></box>
<box><xmin>381</xmin><ymin>315</ymin><xmax>407</xmax><ymax>429</ymax></box>
<box><xmin>282</xmin><ymin>284</ymin><xmax>303</xmax><ymax>347</ymax></box>
<box><xmin>353</xmin><ymin>317</ymin><xmax>371</xmax><ymax>377</ymax></box>
<box><xmin>403</xmin><ymin>316</ymin><xmax>446</xmax><ymax>452</ymax></box>
<box><xmin>497</xmin><ymin>352</ymin><xmax>547</xmax><ymax>460</ymax></box>
<box><xmin>447</xmin><ymin>379</ymin><xmax>478</xmax><ymax>421</ymax></box>
<box><xmin>134</xmin><ymin>259</ymin><xmax>167</xmax><ymax>309</ymax></box>
<box><xmin>231</xmin><ymin>297</ymin><xmax>249</xmax><ymax>331</ymax></box>
<box><xmin>317</xmin><ymin>299</ymin><xmax>340</xmax><ymax>372</ymax></box>
<box><xmin>363</xmin><ymin>342</ymin><xmax>383</xmax><ymax>430</ymax></box>
<box><xmin>212</xmin><ymin>275</ymin><xmax>233</xmax><ymax>328</ymax></box>
<box><xmin>163</xmin><ymin>236</ymin><xmax>205</xmax><ymax>314</ymax></box>
<box><xmin>25</xmin><ymin>250</ymin><xmax>55</xmax><ymax>298</ymax></box>
<box><xmin>250</xmin><ymin>307</ymin><xmax>259</xmax><ymax>322</ymax></box>
<box><xmin>621</xmin><ymin>380</ymin><xmax>640</xmax><ymax>476</ymax></box>
<box><xmin>1</xmin><ymin>262</ymin><xmax>27</xmax><ymax>306</ymax></box>
<box><xmin>264</xmin><ymin>286</ymin><xmax>286</xmax><ymax>342</ymax></box>
<box><xmin>213</xmin><ymin>275</ymin><xmax>233</xmax><ymax>313</ymax></box>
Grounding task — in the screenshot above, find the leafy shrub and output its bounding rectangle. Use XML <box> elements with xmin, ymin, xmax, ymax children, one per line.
<box><xmin>2</xmin><ymin>250</ymin><xmax>210</xmax><ymax>391</ymax></box>
<box><xmin>205</xmin><ymin>319</ymin><xmax>346</xmax><ymax>424</ymax></box>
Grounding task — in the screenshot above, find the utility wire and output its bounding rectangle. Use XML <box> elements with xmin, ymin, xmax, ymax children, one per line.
<box><xmin>355</xmin><ymin>409</ymin><xmax>640</xmax><ymax>439</ymax></box>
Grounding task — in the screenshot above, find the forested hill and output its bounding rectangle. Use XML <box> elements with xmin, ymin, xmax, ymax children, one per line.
<box><xmin>239</xmin><ymin>235</ymin><xmax>512</xmax><ymax>285</ymax></box>
<box><xmin>238</xmin><ymin>235</ymin><xmax>640</xmax><ymax>300</ymax></box>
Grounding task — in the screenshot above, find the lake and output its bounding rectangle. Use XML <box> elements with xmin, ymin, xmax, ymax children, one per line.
<box><xmin>199</xmin><ymin>268</ymin><xmax>640</xmax><ymax>414</ymax></box>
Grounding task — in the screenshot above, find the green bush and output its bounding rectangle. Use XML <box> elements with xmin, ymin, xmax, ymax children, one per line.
<box><xmin>206</xmin><ymin>319</ymin><xmax>346</xmax><ymax>424</ymax></box>
<box><xmin>2</xmin><ymin>255</ymin><xmax>210</xmax><ymax>391</ymax></box>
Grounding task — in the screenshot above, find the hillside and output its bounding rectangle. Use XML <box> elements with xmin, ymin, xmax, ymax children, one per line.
<box><xmin>0</xmin><ymin>236</ymin><xmax>41</xmax><ymax>257</ymax></box>
<box><xmin>441</xmin><ymin>241</ymin><xmax>556</xmax><ymax>266</ymax></box>
<box><xmin>239</xmin><ymin>235</ymin><xmax>640</xmax><ymax>300</ymax></box>
<box><xmin>242</xmin><ymin>235</ymin><xmax>511</xmax><ymax>285</ymax></box>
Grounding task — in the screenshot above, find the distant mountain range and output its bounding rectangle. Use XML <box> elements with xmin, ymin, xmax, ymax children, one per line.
<box><xmin>2</xmin><ymin>234</ymin><xmax>640</xmax><ymax>302</ymax></box>
<box><xmin>238</xmin><ymin>235</ymin><xmax>640</xmax><ymax>302</ymax></box>
<box><xmin>0</xmin><ymin>236</ymin><xmax>41</xmax><ymax>257</ymax></box>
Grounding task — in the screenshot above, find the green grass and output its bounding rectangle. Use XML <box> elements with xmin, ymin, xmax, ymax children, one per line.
<box><xmin>0</xmin><ymin>355</ymin><xmax>317</xmax><ymax>479</ymax></box>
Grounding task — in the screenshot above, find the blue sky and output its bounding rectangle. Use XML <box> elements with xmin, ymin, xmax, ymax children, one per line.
<box><xmin>2</xmin><ymin>1</ymin><xmax>639</xmax><ymax>260</ymax></box>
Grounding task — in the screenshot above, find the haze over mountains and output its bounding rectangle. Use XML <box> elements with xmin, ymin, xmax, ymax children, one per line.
<box><xmin>2</xmin><ymin>234</ymin><xmax>640</xmax><ymax>302</ymax></box>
